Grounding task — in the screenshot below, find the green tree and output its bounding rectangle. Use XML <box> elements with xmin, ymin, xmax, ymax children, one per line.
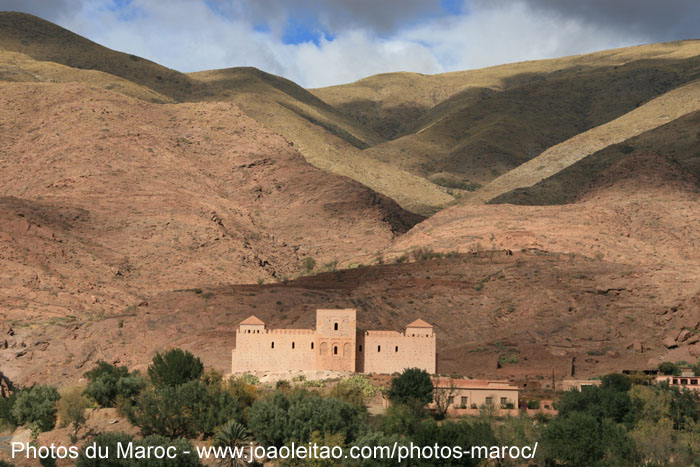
<box><xmin>542</xmin><ymin>412</ymin><xmax>636</xmax><ymax>466</ymax></box>
<box><xmin>56</xmin><ymin>386</ymin><xmax>90</xmax><ymax>442</ymax></box>
<box><xmin>11</xmin><ymin>385</ymin><xmax>60</xmax><ymax>432</ymax></box>
<box><xmin>126</xmin><ymin>379</ymin><xmax>242</xmax><ymax>438</ymax></box>
<box><xmin>411</xmin><ymin>418</ymin><xmax>497</xmax><ymax>466</ymax></box>
<box><xmin>214</xmin><ymin>420</ymin><xmax>251</xmax><ymax>467</ymax></box>
<box><xmin>83</xmin><ymin>361</ymin><xmax>146</xmax><ymax>407</ymax></box>
<box><xmin>387</xmin><ymin>368</ymin><xmax>433</xmax><ymax>406</ymax></box>
<box><xmin>658</xmin><ymin>361</ymin><xmax>680</xmax><ymax>376</ymax></box>
<box><xmin>557</xmin><ymin>386</ymin><xmax>635</xmax><ymax>426</ymax></box>
<box><xmin>148</xmin><ymin>349</ymin><xmax>203</xmax><ymax>388</ymax></box>
<box><xmin>601</xmin><ymin>373</ymin><xmax>631</xmax><ymax>392</ymax></box>
<box><xmin>247</xmin><ymin>390</ymin><xmax>365</xmax><ymax>446</ymax></box>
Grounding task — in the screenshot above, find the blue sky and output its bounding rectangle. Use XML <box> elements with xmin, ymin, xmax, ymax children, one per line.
<box><xmin>2</xmin><ymin>0</ymin><xmax>699</xmax><ymax>87</ymax></box>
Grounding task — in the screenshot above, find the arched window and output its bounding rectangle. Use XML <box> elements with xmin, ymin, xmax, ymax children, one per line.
<box><xmin>271</xmin><ymin>341</ymin><xmax>275</xmax><ymax>349</ymax></box>
<box><xmin>395</xmin><ymin>346</ymin><xmax>398</xmax><ymax>352</ymax></box>
<box><xmin>377</xmin><ymin>345</ymin><xmax>381</xmax><ymax>352</ymax></box>
<box><xmin>333</xmin><ymin>346</ymin><xmax>338</xmax><ymax>355</ymax></box>
<box><xmin>334</xmin><ymin>322</ymin><xmax>338</xmax><ymax>331</ymax></box>
<box><xmin>292</xmin><ymin>342</ymin><xmax>295</xmax><ymax>349</ymax></box>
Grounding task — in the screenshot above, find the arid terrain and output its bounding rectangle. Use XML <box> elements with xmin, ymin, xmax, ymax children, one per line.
<box><xmin>1</xmin><ymin>12</ymin><xmax>700</xmax><ymax>392</ymax></box>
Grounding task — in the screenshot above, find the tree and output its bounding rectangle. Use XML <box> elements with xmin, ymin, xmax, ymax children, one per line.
<box><xmin>56</xmin><ymin>387</ymin><xmax>90</xmax><ymax>442</ymax></box>
<box><xmin>387</xmin><ymin>368</ymin><xmax>433</xmax><ymax>407</ymax></box>
<box><xmin>247</xmin><ymin>390</ymin><xmax>365</xmax><ymax>446</ymax></box>
<box><xmin>83</xmin><ymin>361</ymin><xmax>146</xmax><ymax>408</ymax></box>
<box><xmin>11</xmin><ymin>385</ymin><xmax>60</xmax><ymax>432</ymax></box>
<box><xmin>214</xmin><ymin>420</ymin><xmax>251</xmax><ymax>467</ymax></box>
<box><xmin>542</xmin><ymin>412</ymin><xmax>636</xmax><ymax>467</ymax></box>
<box><xmin>658</xmin><ymin>361</ymin><xmax>680</xmax><ymax>376</ymax></box>
<box><xmin>432</xmin><ymin>378</ymin><xmax>457</xmax><ymax>420</ymax></box>
<box><xmin>148</xmin><ymin>348</ymin><xmax>203</xmax><ymax>388</ymax></box>
<box><xmin>557</xmin><ymin>386</ymin><xmax>635</xmax><ymax>426</ymax></box>
<box><xmin>126</xmin><ymin>379</ymin><xmax>243</xmax><ymax>439</ymax></box>
<box><xmin>601</xmin><ymin>373</ymin><xmax>631</xmax><ymax>392</ymax></box>
<box><xmin>411</xmin><ymin>418</ymin><xmax>497</xmax><ymax>467</ymax></box>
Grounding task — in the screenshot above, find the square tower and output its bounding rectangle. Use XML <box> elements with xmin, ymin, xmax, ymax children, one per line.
<box><xmin>315</xmin><ymin>309</ymin><xmax>356</xmax><ymax>372</ymax></box>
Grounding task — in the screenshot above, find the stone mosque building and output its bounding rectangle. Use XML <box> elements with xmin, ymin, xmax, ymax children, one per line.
<box><xmin>231</xmin><ymin>309</ymin><xmax>436</xmax><ymax>374</ymax></box>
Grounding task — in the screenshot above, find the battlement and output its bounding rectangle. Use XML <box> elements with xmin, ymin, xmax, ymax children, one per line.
<box><xmin>232</xmin><ymin>309</ymin><xmax>436</xmax><ymax>375</ymax></box>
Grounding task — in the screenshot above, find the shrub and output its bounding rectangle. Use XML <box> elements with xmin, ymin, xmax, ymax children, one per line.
<box><xmin>56</xmin><ymin>387</ymin><xmax>90</xmax><ymax>442</ymax></box>
<box><xmin>601</xmin><ymin>373</ymin><xmax>631</xmax><ymax>392</ymax></box>
<box><xmin>248</xmin><ymin>390</ymin><xmax>365</xmax><ymax>446</ymax></box>
<box><xmin>527</xmin><ymin>400</ymin><xmax>540</xmax><ymax>410</ymax></box>
<box><xmin>83</xmin><ymin>361</ymin><xmax>146</xmax><ymax>407</ymax></box>
<box><xmin>276</xmin><ymin>380</ymin><xmax>291</xmax><ymax>390</ymax></box>
<box><xmin>11</xmin><ymin>385</ymin><xmax>60</xmax><ymax>432</ymax></box>
<box><xmin>126</xmin><ymin>379</ymin><xmax>243</xmax><ymax>439</ymax></box>
<box><xmin>0</xmin><ymin>388</ymin><xmax>24</xmax><ymax>429</ymax></box>
<box><xmin>387</xmin><ymin>368</ymin><xmax>433</xmax><ymax>406</ymax></box>
<box><xmin>658</xmin><ymin>361</ymin><xmax>680</xmax><ymax>376</ymax></box>
<box><xmin>148</xmin><ymin>348</ymin><xmax>203</xmax><ymax>388</ymax></box>
<box><xmin>235</xmin><ymin>373</ymin><xmax>260</xmax><ymax>386</ymax></box>
<box><xmin>301</xmin><ymin>257</ymin><xmax>316</xmax><ymax>273</ymax></box>
<box><xmin>214</xmin><ymin>420</ymin><xmax>250</xmax><ymax>467</ymax></box>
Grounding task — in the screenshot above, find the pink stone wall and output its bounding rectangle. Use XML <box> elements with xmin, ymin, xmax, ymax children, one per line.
<box><xmin>362</xmin><ymin>331</ymin><xmax>436</xmax><ymax>374</ymax></box>
<box><xmin>232</xmin><ymin>329</ymin><xmax>316</xmax><ymax>373</ymax></box>
<box><xmin>315</xmin><ymin>309</ymin><xmax>356</xmax><ymax>372</ymax></box>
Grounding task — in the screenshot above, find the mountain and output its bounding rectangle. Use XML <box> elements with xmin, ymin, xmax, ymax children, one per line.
<box><xmin>0</xmin><ymin>81</ymin><xmax>421</xmax><ymax>325</ymax></box>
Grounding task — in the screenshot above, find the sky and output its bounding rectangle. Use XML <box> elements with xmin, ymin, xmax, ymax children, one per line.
<box><xmin>2</xmin><ymin>0</ymin><xmax>700</xmax><ymax>88</ymax></box>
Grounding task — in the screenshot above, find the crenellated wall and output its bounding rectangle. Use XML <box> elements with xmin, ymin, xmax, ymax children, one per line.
<box><xmin>232</xmin><ymin>328</ymin><xmax>316</xmax><ymax>373</ymax></box>
<box><xmin>362</xmin><ymin>330</ymin><xmax>436</xmax><ymax>374</ymax></box>
<box><xmin>232</xmin><ymin>309</ymin><xmax>436</xmax><ymax>375</ymax></box>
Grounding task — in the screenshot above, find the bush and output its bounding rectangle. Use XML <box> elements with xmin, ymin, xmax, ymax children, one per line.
<box><xmin>658</xmin><ymin>361</ymin><xmax>680</xmax><ymax>376</ymax></box>
<box><xmin>77</xmin><ymin>432</ymin><xmax>199</xmax><ymax>466</ymax></box>
<box><xmin>331</xmin><ymin>375</ymin><xmax>378</xmax><ymax>408</ymax></box>
<box><xmin>557</xmin><ymin>386</ymin><xmax>635</xmax><ymax>426</ymax></box>
<box><xmin>248</xmin><ymin>390</ymin><xmax>365</xmax><ymax>446</ymax></box>
<box><xmin>412</xmin><ymin>419</ymin><xmax>496</xmax><ymax>466</ymax></box>
<box><xmin>0</xmin><ymin>389</ymin><xmax>25</xmax><ymax>429</ymax></box>
<box><xmin>527</xmin><ymin>400</ymin><xmax>540</xmax><ymax>410</ymax></box>
<box><xmin>148</xmin><ymin>349</ymin><xmax>203</xmax><ymax>388</ymax></box>
<box><xmin>126</xmin><ymin>379</ymin><xmax>243</xmax><ymax>438</ymax></box>
<box><xmin>601</xmin><ymin>373</ymin><xmax>631</xmax><ymax>392</ymax></box>
<box><xmin>542</xmin><ymin>412</ymin><xmax>636</xmax><ymax>466</ymax></box>
<box><xmin>83</xmin><ymin>361</ymin><xmax>146</xmax><ymax>408</ymax></box>
<box><xmin>387</xmin><ymin>368</ymin><xmax>433</xmax><ymax>406</ymax></box>
<box><xmin>301</xmin><ymin>257</ymin><xmax>316</xmax><ymax>273</ymax></box>
<box><xmin>56</xmin><ymin>387</ymin><xmax>90</xmax><ymax>442</ymax></box>
<box><xmin>235</xmin><ymin>374</ymin><xmax>260</xmax><ymax>386</ymax></box>
<box><xmin>11</xmin><ymin>385</ymin><xmax>60</xmax><ymax>432</ymax></box>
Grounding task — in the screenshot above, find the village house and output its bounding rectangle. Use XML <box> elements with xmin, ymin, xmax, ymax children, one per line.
<box><xmin>431</xmin><ymin>377</ymin><xmax>520</xmax><ymax>416</ymax></box>
<box><xmin>656</xmin><ymin>369</ymin><xmax>700</xmax><ymax>391</ymax></box>
<box><xmin>231</xmin><ymin>309</ymin><xmax>436</xmax><ymax>375</ymax></box>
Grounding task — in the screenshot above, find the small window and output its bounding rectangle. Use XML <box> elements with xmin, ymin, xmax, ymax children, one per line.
<box><xmin>395</xmin><ymin>346</ymin><xmax>398</xmax><ymax>352</ymax></box>
<box><xmin>333</xmin><ymin>346</ymin><xmax>338</xmax><ymax>355</ymax></box>
<box><xmin>359</xmin><ymin>345</ymin><xmax>363</xmax><ymax>352</ymax></box>
<box><xmin>501</xmin><ymin>397</ymin><xmax>508</xmax><ymax>406</ymax></box>
<box><xmin>485</xmin><ymin>397</ymin><xmax>493</xmax><ymax>405</ymax></box>
<box><xmin>377</xmin><ymin>345</ymin><xmax>381</xmax><ymax>352</ymax></box>
<box><xmin>271</xmin><ymin>341</ymin><xmax>275</xmax><ymax>349</ymax></box>
<box><xmin>292</xmin><ymin>342</ymin><xmax>295</xmax><ymax>349</ymax></box>
<box><xmin>311</xmin><ymin>342</ymin><xmax>314</xmax><ymax>350</ymax></box>
<box><xmin>461</xmin><ymin>396</ymin><xmax>467</xmax><ymax>406</ymax></box>
<box><xmin>334</xmin><ymin>322</ymin><xmax>338</xmax><ymax>331</ymax></box>
<box><xmin>448</xmin><ymin>396</ymin><xmax>454</xmax><ymax>405</ymax></box>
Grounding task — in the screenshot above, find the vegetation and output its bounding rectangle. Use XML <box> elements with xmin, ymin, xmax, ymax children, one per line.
<box><xmin>387</xmin><ymin>368</ymin><xmax>433</xmax><ymax>406</ymax></box>
<box><xmin>213</xmin><ymin>420</ymin><xmax>251</xmax><ymax>467</ymax></box>
<box><xmin>11</xmin><ymin>385</ymin><xmax>60</xmax><ymax>432</ymax></box>
<box><xmin>247</xmin><ymin>389</ymin><xmax>365</xmax><ymax>446</ymax></box>
<box><xmin>148</xmin><ymin>349</ymin><xmax>204</xmax><ymax>388</ymax></box>
<box><xmin>56</xmin><ymin>386</ymin><xmax>90</xmax><ymax>442</ymax></box>
<box><xmin>83</xmin><ymin>360</ymin><xmax>146</xmax><ymax>407</ymax></box>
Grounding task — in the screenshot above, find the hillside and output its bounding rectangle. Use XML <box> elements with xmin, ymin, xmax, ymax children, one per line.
<box><xmin>0</xmin><ymin>81</ymin><xmax>421</xmax><ymax>325</ymax></box>
<box><xmin>315</xmin><ymin>41</ymin><xmax>700</xmax><ymax>193</ymax></box>
<box><xmin>0</xmin><ymin>12</ymin><xmax>452</xmax><ymax>215</ymax></box>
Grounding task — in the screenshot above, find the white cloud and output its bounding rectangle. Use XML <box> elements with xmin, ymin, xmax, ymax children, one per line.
<box><xmin>43</xmin><ymin>0</ymin><xmax>652</xmax><ymax>87</ymax></box>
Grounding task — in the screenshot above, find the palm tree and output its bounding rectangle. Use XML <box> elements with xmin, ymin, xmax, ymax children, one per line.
<box><xmin>214</xmin><ymin>420</ymin><xmax>251</xmax><ymax>467</ymax></box>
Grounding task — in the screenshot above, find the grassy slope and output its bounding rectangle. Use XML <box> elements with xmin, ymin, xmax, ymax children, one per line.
<box><xmin>464</xmin><ymin>79</ymin><xmax>700</xmax><ymax>203</ymax></box>
<box><xmin>314</xmin><ymin>41</ymin><xmax>700</xmax><ymax>188</ymax></box>
<box><xmin>492</xmin><ymin>110</ymin><xmax>700</xmax><ymax>205</ymax></box>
